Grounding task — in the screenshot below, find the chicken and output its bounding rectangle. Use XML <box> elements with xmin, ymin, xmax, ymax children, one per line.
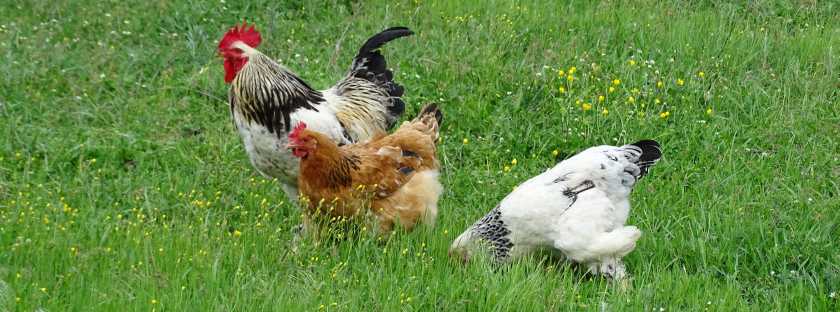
<box><xmin>218</xmin><ymin>23</ymin><xmax>413</xmax><ymax>201</ymax></box>
<box><xmin>287</xmin><ymin>104</ymin><xmax>443</xmax><ymax>233</ymax></box>
<box><xmin>449</xmin><ymin>140</ymin><xmax>662</xmax><ymax>279</ymax></box>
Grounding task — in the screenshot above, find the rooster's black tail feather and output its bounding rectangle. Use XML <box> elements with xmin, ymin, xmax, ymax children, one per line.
<box><xmin>350</xmin><ymin>27</ymin><xmax>413</xmax><ymax>128</ymax></box>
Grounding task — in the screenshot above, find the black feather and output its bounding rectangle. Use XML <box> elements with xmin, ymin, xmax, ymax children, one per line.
<box><xmin>350</xmin><ymin>27</ymin><xmax>414</xmax><ymax>128</ymax></box>
<box><xmin>398</xmin><ymin>166</ymin><xmax>415</xmax><ymax>175</ymax></box>
<box><xmin>470</xmin><ymin>205</ymin><xmax>514</xmax><ymax>261</ymax></box>
<box><xmin>355</xmin><ymin>27</ymin><xmax>414</xmax><ymax>57</ymax></box>
<box><xmin>629</xmin><ymin>140</ymin><xmax>662</xmax><ymax>177</ymax></box>
<box><xmin>389</xmin><ymin>98</ymin><xmax>406</xmax><ymax>118</ymax></box>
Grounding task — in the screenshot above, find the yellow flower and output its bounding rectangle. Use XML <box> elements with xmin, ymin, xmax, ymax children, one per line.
<box><xmin>233</xmin><ymin>230</ymin><xmax>242</xmax><ymax>237</ymax></box>
<box><xmin>677</xmin><ymin>78</ymin><xmax>685</xmax><ymax>86</ymax></box>
<box><xmin>503</xmin><ymin>165</ymin><xmax>511</xmax><ymax>172</ymax></box>
<box><xmin>557</xmin><ymin>70</ymin><xmax>565</xmax><ymax>77</ymax></box>
<box><xmin>462</xmin><ymin>138</ymin><xmax>469</xmax><ymax>145</ymax></box>
<box><xmin>511</xmin><ymin>158</ymin><xmax>517</xmax><ymax>165</ymax></box>
<box><xmin>552</xmin><ymin>149</ymin><xmax>559</xmax><ymax>156</ymax></box>
<box><xmin>612</xmin><ymin>79</ymin><xmax>621</xmax><ymax>86</ymax></box>
<box><xmin>568</xmin><ymin>66</ymin><xmax>577</xmax><ymax>74</ymax></box>
<box><xmin>566</xmin><ymin>75</ymin><xmax>574</xmax><ymax>82</ymax></box>
<box><xmin>608</xmin><ymin>86</ymin><xmax>616</xmax><ymax>93</ymax></box>
<box><xmin>627</xmin><ymin>96</ymin><xmax>635</xmax><ymax>104</ymax></box>
<box><xmin>151</xmin><ymin>299</ymin><xmax>159</xmax><ymax>305</ymax></box>
<box><xmin>706</xmin><ymin>107</ymin><xmax>713</xmax><ymax>115</ymax></box>
<box><xmin>628</xmin><ymin>59</ymin><xmax>636</xmax><ymax>66</ymax></box>
<box><xmin>656</xmin><ymin>81</ymin><xmax>664</xmax><ymax>88</ymax></box>
<box><xmin>698</xmin><ymin>71</ymin><xmax>705</xmax><ymax>78</ymax></box>
<box><xmin>654</xmin><ymin>98</ymin><xmax>661</xmax><ymax>104</ymax></box>
<box><xmin>582</xmin><ymin>103</ymin><xmax>592</xmax><ymax>111</ymax></box>
<box><xmin>598</xmin><ymin>95</ymin><xmax>605</xmax><ymax>102</ymax></box>
<box><xmin>659</xmin><ymin>111</ymin><xmax>670</xmax><ymax>119</ymax></box>
<box><xmin>558</xmin><ymin>86</ymin><xmax>566</xmax><ymax>93</ymax></box>
<box><xmin>601</xmin><ymin>108</ymin><xmax>609</xmax><ymax>116</ymax></box>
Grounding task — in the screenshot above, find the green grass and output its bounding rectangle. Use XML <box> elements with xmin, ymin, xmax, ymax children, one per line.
<box><xmin>1</xmin><ymin>0</ymin><xmax>838</xmax><ymax>310</ymax></box>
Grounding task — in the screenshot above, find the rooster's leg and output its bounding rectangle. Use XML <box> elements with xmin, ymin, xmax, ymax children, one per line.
<box><xmin>280</xmin><ymin>183</ymin><xmax>300</xmax><ymax>204</ymax></box>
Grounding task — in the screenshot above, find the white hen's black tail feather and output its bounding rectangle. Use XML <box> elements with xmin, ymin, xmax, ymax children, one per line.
<box><xmin>629</xmin><ymin>140</ymin><xmax>661</xmax><ymax>178</ymax></box>
<box><xmin>349</xmin><ymin>27</ymin><xmax>414</xmax><ymax>127</ymax></box>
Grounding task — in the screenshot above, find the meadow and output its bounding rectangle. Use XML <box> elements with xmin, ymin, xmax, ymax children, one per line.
<box><xmin>1</xmin><ymin>0</ymin><xmax>838</xmax><ymax>310</ymax></box>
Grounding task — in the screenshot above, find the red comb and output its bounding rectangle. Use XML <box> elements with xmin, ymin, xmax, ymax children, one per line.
<box><xmin>288</xmin><ymin>122</ymin><xmax>308</xmax><ymax>140</ymax></box>
<box><xmin>218</xmin><ymin>22</ymin><xmax>262</xmax><ymax>51</ymax></box>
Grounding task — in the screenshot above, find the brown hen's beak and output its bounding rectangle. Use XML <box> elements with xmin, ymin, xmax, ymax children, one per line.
<box><xmin>285</xmin><ymin>142</ymin><xmax>301</xmax><ymax>149</ymax></box>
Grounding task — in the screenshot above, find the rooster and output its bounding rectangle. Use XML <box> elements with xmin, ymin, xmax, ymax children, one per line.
<box><xmin>218</xmin><ymin>23</ymin><xmax>413</xmax><ymax>201</ymax></box>
<box><xmin>287</xmin><ymin>104</ymin><xmax>443</xmax><ymax>233</ymax></box>
<box><xmin>449</xmin><ymin>140</ymin><xmax>662</xmax><ymax>279</ymax></box>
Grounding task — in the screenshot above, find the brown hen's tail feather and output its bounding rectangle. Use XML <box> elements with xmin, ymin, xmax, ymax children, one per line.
<box><xmin>410</xmin><ymin>103</ymin><xmax>443</xmax><ymax>141</ymax></box>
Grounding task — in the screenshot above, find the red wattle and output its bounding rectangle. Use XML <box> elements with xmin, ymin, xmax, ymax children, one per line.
<box><xmin>223</xmin><ymin>58</ymin><xmax>245</xmax><ymax>83</ymax></box>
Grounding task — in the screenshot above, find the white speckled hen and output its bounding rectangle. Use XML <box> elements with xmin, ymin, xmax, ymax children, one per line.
<box><xmin>450</xmin><ymin>140</ymin><xmax>661</xmax><ymax>279</ymax></box>
<box><xmin>218</xmin><ymin>23</ymin><xmax>412</xmax><ymax>201</ymax></box>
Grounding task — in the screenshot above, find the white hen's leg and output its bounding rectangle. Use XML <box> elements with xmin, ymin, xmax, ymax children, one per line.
<box><xmin>584</xmin><ymin>226</ymin><xmax>641</xmax><ymax>279</ymax></box>
<box><xmin>588</xmin><ymin>257</ymin><xmax>627</xmax><ymax>279</ymax></box>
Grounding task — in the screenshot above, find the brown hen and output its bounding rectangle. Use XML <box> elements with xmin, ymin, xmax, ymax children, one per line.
<box><xmin>288</xmin><ymin>104</ymin><xmax>443</xmax><ymax>233</ymax></box>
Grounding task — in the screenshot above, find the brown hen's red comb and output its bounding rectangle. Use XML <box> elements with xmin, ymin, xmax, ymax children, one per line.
<box><xmin>218</xmin><ymin>22</ymin><xmax>262</xmax><ymax>51</ymax></box>
<box><xmin>288</xmin><ymin>122</ymin><xmax>308</xmax><ymax>141</ymax></box>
